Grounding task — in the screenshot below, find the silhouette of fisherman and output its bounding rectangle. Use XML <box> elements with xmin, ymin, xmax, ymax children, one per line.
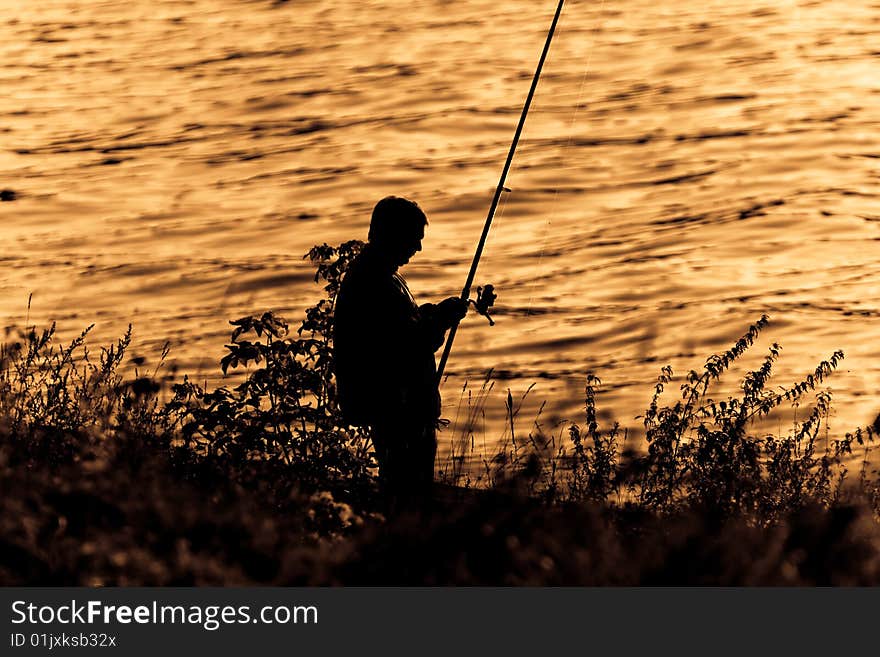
<box><xmin>334</xmin><ymin>196</ymin><xmax>467</xmax><ymax>508</ymax></box>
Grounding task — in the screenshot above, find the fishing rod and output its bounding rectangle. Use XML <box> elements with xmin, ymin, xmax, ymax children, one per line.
<box><xmin>436</xmin><ymin>0</ymin><xmax>566</xmax><ymax>384</ymax></box>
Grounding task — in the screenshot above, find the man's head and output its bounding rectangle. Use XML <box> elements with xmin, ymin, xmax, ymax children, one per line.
<box><xmin>368</xmin><ymin>195</ymin><xmax>427</xmax><ymax>268</ymax></box>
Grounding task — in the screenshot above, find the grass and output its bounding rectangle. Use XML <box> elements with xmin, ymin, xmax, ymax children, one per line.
<box><xmin>3</xmin><ymin>245</ymin><xmax>880</xmax><ymax>585</ymax></box>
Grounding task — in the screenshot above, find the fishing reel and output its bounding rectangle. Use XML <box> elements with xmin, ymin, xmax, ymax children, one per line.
<box><xmin>469</xmin><ymin>284</ymin><xmax>497</xmax><ymax>326</ymax></box>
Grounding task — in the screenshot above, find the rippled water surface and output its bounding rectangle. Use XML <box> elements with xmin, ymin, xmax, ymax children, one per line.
<box><xmin>1</xmin><ymin>0</ymin><xmax>878</xmax><ymax>449</ymax></box>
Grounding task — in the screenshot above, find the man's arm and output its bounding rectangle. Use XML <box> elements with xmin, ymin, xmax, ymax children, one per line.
<box><xmin>417</xmin><ymin>297</ymin><xmax>468</xmax><ymax>352</ymax></box>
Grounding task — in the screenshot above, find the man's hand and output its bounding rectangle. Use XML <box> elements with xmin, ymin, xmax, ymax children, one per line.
<box><xmin>437</xmin><ymin>296</ymin><xmax>468</xmax><ymax>327</ymax></box>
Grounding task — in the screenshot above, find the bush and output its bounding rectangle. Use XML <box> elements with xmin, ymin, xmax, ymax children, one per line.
<box><xmin>166</xmin><ymin>241</ymin><xmax>373</xmax><ymax>495</ymax></box>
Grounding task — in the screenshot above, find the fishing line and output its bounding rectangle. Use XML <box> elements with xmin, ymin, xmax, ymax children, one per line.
<box><xmin>437</xmin><ymin>0</ymin><xmax>611</xmax><ymax>386</ymax></box>
<box><xmin>436</xmin><ymin>0</ymin><xmax>567</xmax><ymax>383</ymax></box>
<box><xmin>521</xmin><ymin>0</ymin><xmax>608</xmax><ymax>319</ymax></box>
<box><xmin>488</xmin><ymin>0</ymin><xmax>590</xmax><ymax>253</ymax></box>
<box><xmin>487</xmin><ymin>8</ymin><xmax>572</xmax><ymax>280</ymax></box>
<box><xmin>477</xmin><ymin>0</ymin><xmax>608</xmax><ymax>328</ymax></box>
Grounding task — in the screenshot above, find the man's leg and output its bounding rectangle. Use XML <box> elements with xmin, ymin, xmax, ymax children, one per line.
<box><xmin>372</xmin><ymin>417</ymin><xmax>436</xmax><ymax>512</ymax></box>
<box><xmin>414</xmin><ymin>421</ymin><xmax>437</xmax><ymax>491</ymax></box>
<box><xmin>371</xmin><ymin>420</ymin><xmax>408</xmax><ymax>512</ymax></box>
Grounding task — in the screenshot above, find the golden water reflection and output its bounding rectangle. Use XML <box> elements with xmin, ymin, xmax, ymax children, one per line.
<box><xmin>0</xmin><ymin>0</ymin><xmax>878</xmax><ymax>459</ymax></box>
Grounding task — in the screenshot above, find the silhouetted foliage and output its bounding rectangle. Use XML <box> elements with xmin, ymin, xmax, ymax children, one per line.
<box><xmin>166</xmin><ymin>240</ymin><xmax>372</xmax><ymax>492</ymax></box>
<box><xmin>567</xmin><ymin>374</ymin><xmax>623</xmax><ymax>504</ymax></box>
<box><xmin>635</xmin><ymin>317</ymin><xmax>856</xmax><ymax>521</ymax></box>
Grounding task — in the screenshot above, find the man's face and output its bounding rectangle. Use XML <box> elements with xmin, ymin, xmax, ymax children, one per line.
<box><xmin>393</xmin><ymin>225</ymin><xmax>424</xmax><ymax>267</ymax></box>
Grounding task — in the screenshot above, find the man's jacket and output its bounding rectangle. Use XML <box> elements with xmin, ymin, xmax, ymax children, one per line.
<box><xmin>333</xmin><ymin>245</ymin><xmax>447</xmax><ymax>427</ymax></box>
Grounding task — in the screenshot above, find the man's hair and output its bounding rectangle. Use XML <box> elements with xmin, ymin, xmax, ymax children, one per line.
<box><xmin>368</xmin><ymin>196</ymin><xmax>428</xmax><ymax>244</ymax></box>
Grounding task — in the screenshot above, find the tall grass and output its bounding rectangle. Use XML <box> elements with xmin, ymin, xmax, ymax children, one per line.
<box><xmin>441</xmin><ymin>316</ymin><xmax>878</xmax><ymax>523</ymax></box>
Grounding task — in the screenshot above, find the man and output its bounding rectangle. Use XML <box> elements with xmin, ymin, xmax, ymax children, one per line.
<box><xmin>333</xmin><ymin>196</ymin><xmax>467</xmax><ymax>504</ymax></box>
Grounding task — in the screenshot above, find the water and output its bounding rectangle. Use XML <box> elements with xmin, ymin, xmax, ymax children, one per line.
<box><xmin>1</xmin><ymin>0</ymin><xmax>878</xmax><ymax>452</ymax></box>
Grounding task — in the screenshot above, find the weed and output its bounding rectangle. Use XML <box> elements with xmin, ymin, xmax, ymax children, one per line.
<box><xmin>166</xmin><ymin>240</ymin><xmax>373</xmax><ymax>494</ymax></box>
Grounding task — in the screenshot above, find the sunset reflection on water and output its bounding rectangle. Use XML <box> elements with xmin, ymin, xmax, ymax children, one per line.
<box><xmin>0</xmin><ymin>0</ymin><xmax>878</xmax><ymax>456</ymax></box>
